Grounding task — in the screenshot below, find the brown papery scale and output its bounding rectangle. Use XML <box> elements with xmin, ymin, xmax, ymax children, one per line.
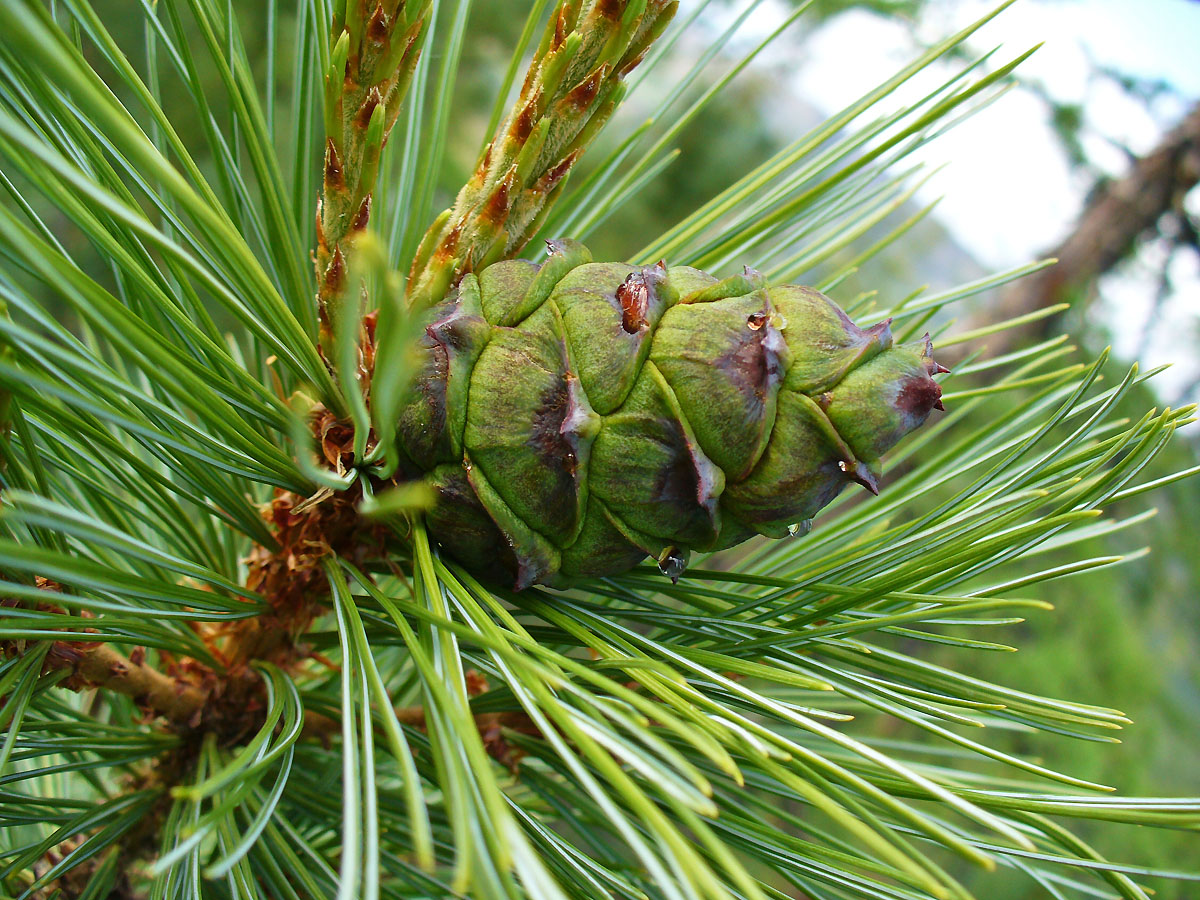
<box><xmin>618</xmin><ymin>273</ymin><xmax>650</xmax><ymax>333</ymax></box>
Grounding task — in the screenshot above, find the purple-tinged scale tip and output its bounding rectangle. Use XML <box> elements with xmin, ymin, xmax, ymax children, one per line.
<box><xmin>866</xmin><ymin>317</ymin><xmax>894</xmax><ymax>343</ymax></box>
<box><xmin>838</xmin><ymin>459</ymin><xmax>879</xmax><ymax>495</ymax></box>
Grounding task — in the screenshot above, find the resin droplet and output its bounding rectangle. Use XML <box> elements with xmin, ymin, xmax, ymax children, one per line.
<box><xmin>657</xmin><ymin>548</ymin><xmax>688</xmax><ymax>583</ymax></box>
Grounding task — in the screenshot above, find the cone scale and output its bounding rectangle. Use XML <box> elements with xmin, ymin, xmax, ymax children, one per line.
<box><xmin>398</xmin><ymin>241</ymin><xmax>945</xmax><ymax>589</ymax></box>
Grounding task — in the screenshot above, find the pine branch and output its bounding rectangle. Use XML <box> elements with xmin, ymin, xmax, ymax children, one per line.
<box><xmin>1</xmin><ymin>596</ymin><xmax>537</xmax><ymax>773</ymax></box>
<box><xmin>1</xmin><ymin>2</ymin><xmax>1198</xmax><ymax>896</ymax></box>
<box><xmin>2</xmin><ymin>627</ymin><xmax>206</xmax><ymax>728</ymax></box>
<box><xmin>0</xmin><ymin>587</ymin><xmax>259</xmax><ymax>740</ymax></box>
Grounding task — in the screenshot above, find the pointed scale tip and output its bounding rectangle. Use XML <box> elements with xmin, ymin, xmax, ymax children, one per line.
<box><xmin>839</xmin><ymin>459</ymin><xmax>879</xmax><ymax>495</ymax></box>
<box><xmin>865</xmin><ymin>316</ymin><xmax>895</xmax><ymax>349</ymax></box>
<box><xmin>869</xmin><ymin>316</ymin><xmax>894</xmax><ymax>333</ymax></box>
<box><xmin>513</xmin><ymin>571</ymin><xmax>536</xmax><ymax>593</ymax></box>
<box><xmin>855</xmin><ymin>462</ymin><xmax>880</xmax><ymax>495</ymax></box>
<box><xmin>918</xmin><ymin>333</ymin><xmax>950</xmax><ymax>375</ymax></box>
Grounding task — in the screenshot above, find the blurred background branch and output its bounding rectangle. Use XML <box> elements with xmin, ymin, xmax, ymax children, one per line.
<box><xmin>973</xmin><ymin>99</ymin><xmax>1200</xmax><ymax>356</ymax></box>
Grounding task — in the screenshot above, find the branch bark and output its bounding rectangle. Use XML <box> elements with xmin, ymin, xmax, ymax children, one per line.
<box><xmin>977</xmin><ymin>101</ymin><xmax>1200</xmax><ymax>356</ymax></box>
<box><xmin>56</xmin><ymin>641</ymin><xmax>207</xmax><ymax>725</ymax></box>
<box><xmin>0</xmin><ymin>632</ymin><xmax>207</xmax><ymax>727</ymax></box>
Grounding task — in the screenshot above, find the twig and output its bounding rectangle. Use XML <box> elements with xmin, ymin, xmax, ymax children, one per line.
<box><xmin>1</xmin><ymin>591</ymin><xmax>206</xmax><ymax>727</ymax></box>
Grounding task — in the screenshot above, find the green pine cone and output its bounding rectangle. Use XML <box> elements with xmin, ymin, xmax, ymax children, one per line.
<box><xmin>398</xmin><ymin>240</ymin><xmax>946</xmax><ymax>589</ymax></box>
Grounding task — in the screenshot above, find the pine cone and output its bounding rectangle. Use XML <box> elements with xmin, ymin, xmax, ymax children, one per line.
<box><xmin>397</xmin><ymin>240</ymin><xmax>946</xmax><ymax>589</ymax></box>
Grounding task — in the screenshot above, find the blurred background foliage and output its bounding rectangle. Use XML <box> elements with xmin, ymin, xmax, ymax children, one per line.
<box><xmin>45</xmin><ymin>0</ymin><xmax>1200</xmax><ymax>894</ymax></box>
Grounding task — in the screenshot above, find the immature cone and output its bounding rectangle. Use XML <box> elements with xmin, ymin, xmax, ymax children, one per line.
<box><xmin>394</xmin><ymin>241</ymin><xmax>945</xmax><ymax>589</ymax></box>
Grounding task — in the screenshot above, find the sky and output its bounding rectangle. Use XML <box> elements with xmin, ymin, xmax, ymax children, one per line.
<box><xmin>789</xmin><ymin>0</ymin><xmax>1200</xmax><ymax>267</ymax></box>
<box><xmin>686</xmin><ymin>0</ymin><xmax>1200</xmax><ymax>401</ymax></box>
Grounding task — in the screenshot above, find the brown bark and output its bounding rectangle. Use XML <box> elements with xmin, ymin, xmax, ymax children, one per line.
<box><xmin>53</xmin><ymin>641</ymin><xmax>207</xmax><ymax>726</ymax></box>
<box><xmin>980</xmin><ymin>101</ymin><xmax>1200</xmax><ymax>356</ymax></box>
<box><xmin>0</xmin><ymin>634</ymin><xmax>207</xmax><ymax>727</ymax></box>
<box><xmin>2</xmin><ymin>589</ymin><xmax>208</xmax><ymax>727</ymax></box>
